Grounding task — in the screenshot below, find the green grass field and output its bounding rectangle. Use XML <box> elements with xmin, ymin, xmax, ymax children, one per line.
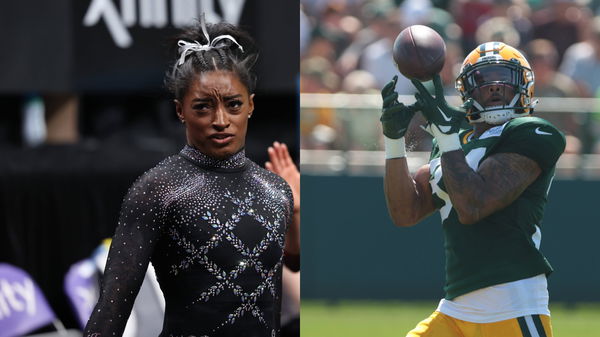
<box><xmin>301</xmin><ymin>301</ymin><xmax>600</xmax><ymax>337</ymax></box>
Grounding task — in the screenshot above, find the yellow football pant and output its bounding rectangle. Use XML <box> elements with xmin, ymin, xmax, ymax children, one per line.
<box><xmin>407</xmin><ymin>311</ymin><xmax>552</xmax><ymax>337</ymax></box>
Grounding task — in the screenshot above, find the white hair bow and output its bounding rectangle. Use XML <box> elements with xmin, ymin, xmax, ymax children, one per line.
<box><xmin>176</xmin><ymin>14</ymin><xmax>244</xmax><ymax>66</ymax></box>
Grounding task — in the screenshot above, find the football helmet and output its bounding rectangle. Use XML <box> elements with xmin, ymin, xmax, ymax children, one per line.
<box><xmin>455</xmin><ymin>41</ymin><xmax>537</xmax><ymax>124</ymax></box>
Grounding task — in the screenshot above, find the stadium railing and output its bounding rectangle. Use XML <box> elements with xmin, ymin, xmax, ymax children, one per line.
<box><xmin>301</xmin><ymin>93</ymin><xmax>600</xmax><ymax>178</ymax></box>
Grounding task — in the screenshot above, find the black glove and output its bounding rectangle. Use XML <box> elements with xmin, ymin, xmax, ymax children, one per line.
<box><xmin>380</xmin><ymin>75</ymin><xmax>421</xmax><ymax>139</ymax></box>
<box><xmin>410</xmin><ymin>75</ymin><xmax>472</xmax><ymax>135</ymax></box>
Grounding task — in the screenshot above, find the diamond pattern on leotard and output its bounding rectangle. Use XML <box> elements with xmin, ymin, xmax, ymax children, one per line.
<box><xmin>84</xmin><ymin>145</ymin><xmax>293</xmax><ymax>337</ymax></box>
<box><xmin>167</xmin><ymin>189</ymin><xmax>285</xmax><ymax>332</ymax></box>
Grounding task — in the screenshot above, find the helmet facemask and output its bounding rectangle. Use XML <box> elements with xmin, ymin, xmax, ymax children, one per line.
<box><xmin>456</xmin><ymin>58</ymin><xmax>536</xmax><ymax>125</ymax></box>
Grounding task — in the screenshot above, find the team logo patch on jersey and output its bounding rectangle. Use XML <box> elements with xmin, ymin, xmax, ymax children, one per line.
<box><xmin>479</xmin><ymin>123</ymin><xmax>506</xmax><ymax>139</ymax></box>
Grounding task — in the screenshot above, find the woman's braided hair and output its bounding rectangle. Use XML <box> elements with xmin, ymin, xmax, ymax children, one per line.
<box><xmin>165</xmin><ymin>18</ymin><xmax>258</xmax><ymax>100</ymax></box>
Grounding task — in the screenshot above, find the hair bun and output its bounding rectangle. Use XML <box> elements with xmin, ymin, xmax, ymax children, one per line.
<box><xmin>166</xmin><ymin>16</ymin><xmax>259</xmax><ymax>99</ymax></box>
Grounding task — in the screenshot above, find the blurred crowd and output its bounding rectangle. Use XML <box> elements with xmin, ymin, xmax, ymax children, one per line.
<box><xmin>300</xmin><ymin>0</ymin><xmax>600</xmax><ymax>154</ymax></box>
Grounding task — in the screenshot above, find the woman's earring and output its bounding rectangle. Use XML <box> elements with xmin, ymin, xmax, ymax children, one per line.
<box><xmin>180</xmin><ymin>119</ymin><xmax>185</xmax><ymax>124</ymax></box>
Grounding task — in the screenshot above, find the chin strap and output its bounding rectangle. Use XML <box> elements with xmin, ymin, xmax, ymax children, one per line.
<box><xmin>469</xmin><ymin>92</ymin><xmax>531</xmax><ymax>125</ymax></box>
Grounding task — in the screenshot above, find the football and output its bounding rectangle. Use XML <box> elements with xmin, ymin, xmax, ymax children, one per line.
<box><xmin>392</xmin><ymin>25</ymin><xmax>446</xmax><ymax>82</ymax></box>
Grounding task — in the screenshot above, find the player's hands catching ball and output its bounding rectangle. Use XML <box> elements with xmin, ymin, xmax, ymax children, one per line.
<box><xmin>411</xmin><ymin>75</ymin><xmax>472</xmax><ymax>153</ymax></box>
<box><xmin>266</xmin><ymin>142</ymin><xmax>300</xmax><ymax>213</ymax></box>
<box><xmin>411</xmin><ymin>74</ymin><xmax>472</xmax><ymax>136</ymax></box>
<box><xmin>380</xmin><ymin>75</ymin><xmax>421</xmax><ymax>139</ymax></box>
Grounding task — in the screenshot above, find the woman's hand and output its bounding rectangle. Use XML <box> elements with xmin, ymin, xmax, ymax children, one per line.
<box><xmin>266</xmin><ymin>142</ymin><xmax>300</xmax><ymax>213</ymax></box>
<box><xmin>266</xmin><ymin>141</ymin><xmax>300</xmax><ymax>260</ymax></box>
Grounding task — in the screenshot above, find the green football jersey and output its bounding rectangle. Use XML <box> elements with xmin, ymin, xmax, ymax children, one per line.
<box><xmin>428</xmin><ymin>116</ymin><xmax>566</xmax><ymax>300</ymax></box>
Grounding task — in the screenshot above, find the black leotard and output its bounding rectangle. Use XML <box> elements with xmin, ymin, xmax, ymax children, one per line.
<box><xmin>84</xmin><ymin>145</ymin><xmax>293</xmax><ymax>337</ymax></box>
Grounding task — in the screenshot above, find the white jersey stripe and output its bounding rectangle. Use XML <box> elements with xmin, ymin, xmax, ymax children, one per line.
<box><xmin>525</xmin><ymin>315</ymin><xmax>541</xmax><ymax>337</ymax></box>
<box><xmin>532</xmin><ymin>225</ymin><xmax>542</xmax><ymax>249</ymax></box>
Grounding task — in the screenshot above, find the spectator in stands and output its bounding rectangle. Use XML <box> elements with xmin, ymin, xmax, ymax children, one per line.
<box><xmin>360</xmin><ymin>9</ymin><xmax>411</xmax><ymax>91</ymax></box>
<box><xmin>526</xmin><ymin>39</ymin><xmax>580</xmax><ymax>98</ymax></box>
<box><xmin>560</xmin><ymin>16</ymin><xmax>600</xmax><ymax>97</ymax></box>
<box><xmin>525</xmin><ymin>39</ymin><xmax>582</xmax><ymax>151</ymax></box>
<box><xmin>532</xmin><ymin>0</ymin><xmax>591</xmax><ymax>64</ymax></box>
<box><xmin>475</xmin><ymin>16</ymin><xmax>521</xmax><ymax>48</ymax></box>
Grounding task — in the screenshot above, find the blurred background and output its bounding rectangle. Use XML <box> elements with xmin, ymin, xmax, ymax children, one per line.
<box><xmin>300</xmin><ymin>0</ymin><xmax>600</xmax><ymax>336</ymax></box>
<box><xmin>0</xmin><ymin>1</ymin><xmax>298</xmax><ymax>336</ymax></box>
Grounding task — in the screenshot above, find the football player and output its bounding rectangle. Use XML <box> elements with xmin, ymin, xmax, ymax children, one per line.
<box><xmin>380</xmin><ymin>42</ymin><xmax>565</xmax><ymax>337</ymax></box>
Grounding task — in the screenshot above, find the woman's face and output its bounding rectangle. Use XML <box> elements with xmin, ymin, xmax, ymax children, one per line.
<box><xmin>176</xmin><ymin>71</ymin><xmax>254</xmax><ymax>159</ymax></box>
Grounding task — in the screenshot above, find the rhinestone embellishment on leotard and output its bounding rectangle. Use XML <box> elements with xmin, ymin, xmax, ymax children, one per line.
<box><xmin>160</xmin><ymin>147</ymin><xmax>291</xmax><ymax>335</ymax></box>
<box><xmin>168</xmin><ymin>187</ymin><xmax>285</xmax><ymax>333</ymax></box>
<box><xmin>84</xmin><ymin>145</ymin><xmax>292</xmax><ymax>337</ymax></box>
<box><xmin>180</xmin><ymin>145</ymin><xmax>247</xmax><ymax>169</ymax></box>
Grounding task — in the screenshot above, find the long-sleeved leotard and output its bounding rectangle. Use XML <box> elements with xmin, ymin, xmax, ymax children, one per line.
<box><xmin>84</xmin><ymin>145</ymin><xmax>294</xmax><ymax>337</ymax></box>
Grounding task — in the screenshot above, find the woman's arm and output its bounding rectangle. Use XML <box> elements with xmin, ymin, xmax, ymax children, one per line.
<box><xmin>384</xmin><ymin>159</ymin><xmax>436</xmax><ymax>227</ymax></box>
<box><xmin>265</xmin><ymin>142</ymin><xmax>300</xmax><ymax>256</ymax></box>
<box><xmin>84</xmin><ymin>176</ymin><xmax>163</xmax><ymax>336</ymax></box>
